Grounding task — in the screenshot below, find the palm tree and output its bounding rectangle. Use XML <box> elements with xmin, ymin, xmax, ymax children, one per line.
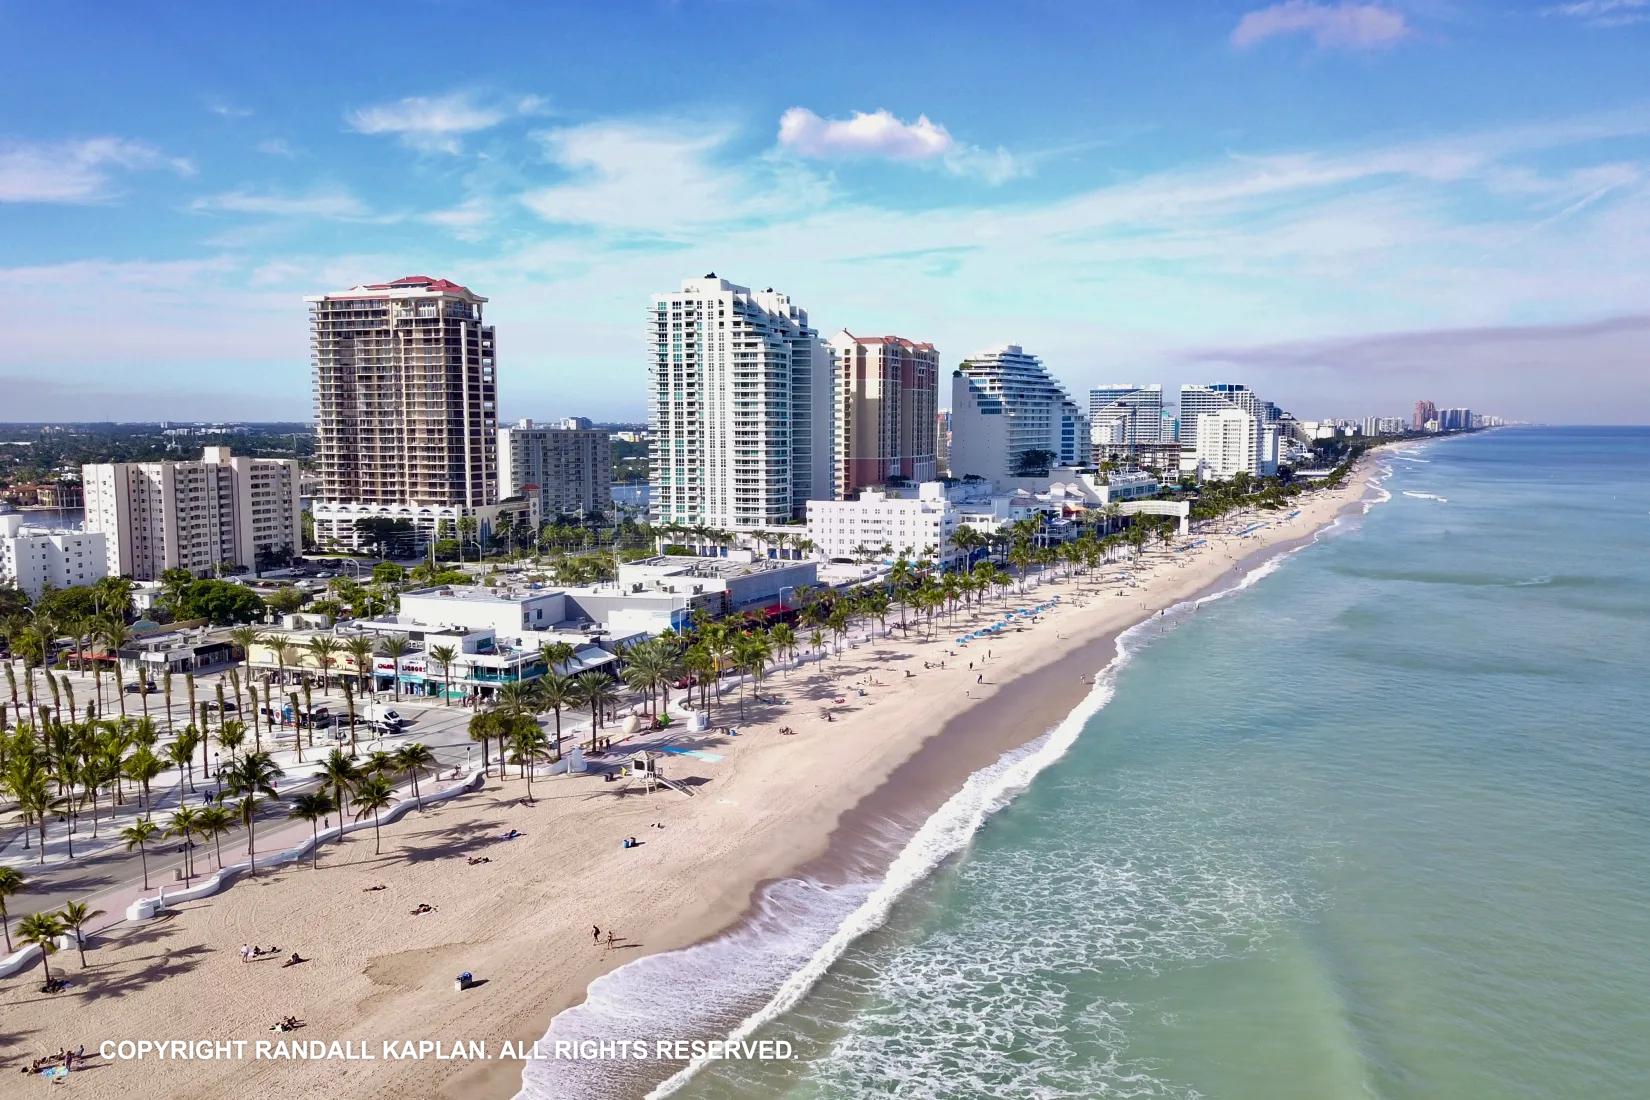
<box><xmin>263</xmin><ymin>637</ymin><xmax>295</xmax><ymax>697</ymax></box>
<box><xmin>58</xmin><ymin>900</ymin><xmax>107</xmax><ymax>967</ymax></box>
<box><xmin>228</xmin><ymin>625</ymin><xmax>260</xmax><ymax>669</ymax></box>
<box><xmin>288</xmin><ymin>791</ymin><xmax>335</xmax><ymax>869</ymax></box>
<box><xmin>121</xmin><ymin>819</ymin><xmax>160</xmax><ymax>890</ymax></box>
<box><xmin>221</xmin><ymin>751</ymin><xmax>285</xmax><ymax>875</ymax></box>
<box><xmin>167</xmin><ymin>806</ymin><xmax>201</xmax><ymax>884</ymax></box>
<box><xmin>505</xmin><ymin>724</ymin><xmax>551</xmax><ymax>800</ymax></box>
<box><xmin>101</xmin><ymin>618</ymin><xmax>132</xmax><ymax>720</ymax></box>
<box><xmin>318</xmin><ymin>749</ymin><xmax>359</xmax><ymax>844</ymax></box>
<box><xmin>535</xmin><ymin>672</ymin><xmax>575</xmax><ymax>757</ymax></box>
<box><xmin>538</xmin><ymin>640</ymin><xmax>576</xmax><ymax>679</ymax></box>
<box><xmin>196</xmin><ymin>803</ymin><xmax>234</xmax><ymax>871</ymax></box>
<box><xmin>218</xmin><ymin>719</ymin><xmax>247</xmax><ymax>764</ymax></box>
<box><xmin>573</xmin><ymin>671</ymin><xmax>617</xmax><ymax>750</ymax></box>
<box><xmin>343</xmin><ymin>635</ymin><xmax>377</xmax><ymax>694</ymax></box>
<box><xmin>164</xmin><ymin>730</ymin><xmax>197</xmax><ymax>794</ymax></box>
<box><xmin>467</xmin><ymin>710</ymin><xmax>498</xmax><ymax>779</ymax></box>
<box><xmin>17</xmin><ymin>911</ymin><xmax>64</xmax><ymax>988</ymax></box>
<box><xmin>393</xmin><ymin>742</ymin><xmax>437</xmax><ymax>808</ymax></box>
<box><xmin>427</xmin><ymin>643</ymin><xmax>458</xmax><ymax>705</ymax></box>
<box><xmin>0</xmin><ymin>865</ymin><xmax>26</xmax><ymax>953</ymax></box>
<box><xmin>350</xmin><ymin>774</ymin><xmax>397</xmax><ymax>855</ymax></box>
<box><xmin>378</xmin><ymin>635</ymin><xmax>412</xmax><ymax>700</ymax></box>
<box><xmin>305</xmin><ymin>636</ymin><xmax>340</xmax><ymax>696</ymax></box>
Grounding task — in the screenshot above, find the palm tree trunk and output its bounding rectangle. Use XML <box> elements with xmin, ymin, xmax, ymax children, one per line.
<box><xmin>139</xmin><ymin>843</ymin><xmax>149</xmax><ymax>889</ymax></box>
<box><xmin>373</xmin><ymin>810</ymin><xmax>382</xmax><ymax>855</ymax></box>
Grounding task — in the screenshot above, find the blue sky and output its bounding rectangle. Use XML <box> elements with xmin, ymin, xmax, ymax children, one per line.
<box><xmin>3</xmin><ymin>0</ymin><xmax>1648</xmax><ymax>423</ymax></box>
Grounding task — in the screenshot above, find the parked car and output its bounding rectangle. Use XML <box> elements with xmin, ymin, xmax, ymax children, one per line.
<box><xmin>204</xmin><ymin>700</ymin><xmax>239</xmax><ymax>712</ymax></box>
<box><xmin>124</xmin><ymin>680</ymin><xmax>158</xmax><ymax>694</ymax></box>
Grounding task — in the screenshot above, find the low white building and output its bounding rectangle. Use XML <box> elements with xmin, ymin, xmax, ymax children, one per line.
<box><xmin>807</xmin><ymin>483</ymin><xmax>961</xmax><ymax>567</ymax></box>
<box><xmin>0</xmin><ymin>513</ymin><xmax>108</xmax><ymax>598</ymax></box>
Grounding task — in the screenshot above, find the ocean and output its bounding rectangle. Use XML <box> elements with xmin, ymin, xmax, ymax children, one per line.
<box><xmin>526</xmin><ymin>427</ymin><xmax>1650</xmax><ymax>1100</ymax></box>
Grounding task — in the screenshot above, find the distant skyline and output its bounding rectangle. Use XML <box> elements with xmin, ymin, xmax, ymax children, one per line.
<box><xmin>3</xmin><ymin>2</ymin><xmax>1649</xmax><ymax>424</ymax></box>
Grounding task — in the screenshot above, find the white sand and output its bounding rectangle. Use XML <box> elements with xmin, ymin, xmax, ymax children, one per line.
<box><xmin>0</xmin><ymin>465</ymin><xmax>1376</xmax><ymax>1099</ymax></box>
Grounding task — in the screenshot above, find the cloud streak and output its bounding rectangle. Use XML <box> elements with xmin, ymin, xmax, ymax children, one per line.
<box><xmin>190</xmin><ymin>187</ymin><xmax>372</xmax><ymax>219</ymax></box>
<box><xmin>1231</xmin><ymin>2</ymin><xmax>1411</xmax><ymax>50</ymax></box>
<box><xmin>1543</xmin><ymin>0</ymin><xmax>1650</xmax><ymax>27</ymax></box>
<box><xmin>346</xmin><ymin>91</ymin><xmax>546</xmax><ymax>153</ymax></box>
<box><xmin>0</xmin><ymin>137</ymin><xmax>193</xmax><ymax>204</ymax></box>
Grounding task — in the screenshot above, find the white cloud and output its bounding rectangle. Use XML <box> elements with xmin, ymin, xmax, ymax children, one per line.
<box><xmin>1231</xmin><ymin>2</ymin><xmax>1411</xmax><ymax>49</ymax></box>
<box><xmin>346</xmin><ymin>91</ymin><xmax>543</xmax><ymax>153</ymax></box>
<box><xmin>0</xmin><ymin>137</ymin><xmax>193</xmax><ymax>204</ymax></box>
<box><xmin>521</xmin><ymin>119</ymin><xmax>828</xmax><ymax>233</ymax></box>
<box><xmin>1543</xmin><ymin>0</ymin><xmax>1650</xmax><ymax>26</ymax></box>
<box><xmin>207</xmin><ymin>100</ymin><xmax>253</xmax><ymax>119</ymax></box>
<box><xmin>778</xmin><ymin>107</ymin><xmax>952</xmax><ymax>160</ymax></box>
<box><xmin>255</xmin><ymin>139</ymin><xmax>297</xmax><ymax>158</ymax></box>
<box><xmin>777</xmin><ymin>106</ymin><xmax>1026</xmax><ymax>183</ymax></box>
<box><xmin>190</xmin><ymin>187</ymin><xmax>371</xmax><ymax>219</ymax></box>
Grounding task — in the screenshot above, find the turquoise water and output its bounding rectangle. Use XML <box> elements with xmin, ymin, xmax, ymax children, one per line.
<box><xmin>677</xmin><ymin>427</ymin><xmax>1650</xmax><ymax>1099</ymax></box>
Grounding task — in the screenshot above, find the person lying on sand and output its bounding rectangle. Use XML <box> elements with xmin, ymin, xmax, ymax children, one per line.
<box><xmin>466</xmin><ymin>855</ymin><xmax>492</xmax><ymax>865</ymax></box>
<box><xmin>409</xmin><ymin>903</ymin><xmax>437</xmax><ymax>915</ymax></box>
<box><xmin>281</xmin><ymin>953</ymin><xmax>306</xmax><ymax>968</ymax></box>
<box><xmin>363</xmin><ymin>884</ymin><xmax>387</xmax><ymax>892</ymax></box>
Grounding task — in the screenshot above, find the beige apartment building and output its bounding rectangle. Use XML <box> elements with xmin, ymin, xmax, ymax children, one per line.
<box><xmin>498</xmin><ymin>419</ymin><xmax>612</xmax><ymax>520</ymax></box>
<box><xmin>828</xmin><ymin>331</ymin><xmax>940</xmax><ymax>500</ymax></box>
<box><xmin>82</xmin><ymin>446</ymin><xmax>301</xmax><ymax>580</ymax></box>
<box><xmin>307</xmin><ymin>275</ymin><xmax>500</xmax><ymax>548</ymax></box>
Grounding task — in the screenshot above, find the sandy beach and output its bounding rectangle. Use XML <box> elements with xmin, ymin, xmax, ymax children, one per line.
<box><xmin>0</xmin><ymin>460</ymin><xmax>1378</xmax><ymax>1099</ymax></box>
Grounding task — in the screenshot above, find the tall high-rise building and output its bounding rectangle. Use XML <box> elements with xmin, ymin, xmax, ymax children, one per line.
<box><xmin>1088</xmin><ymin>384</ymin><xmax>1165</xmax><ymax>450</ymax></box>
<box><xmin>935</xmin><ymin>410</ymin><xmax>952</xmax><ymax>477</ymax></box>
<box><xmin>1437</xmin><ymin>407</ymin><xmax>1474</xmax><ymax>431</ymax></box>
<box><xmin>306</xmin><ymin>276</ymin><xmax>499</xmax><ymax>548</ymax></box>
<box><xmin>948</xmin><ymin>345</ymin><xmax>1085</xmax><ymax>482</ymax></box>
<box><xmin>828</xmin><ymin>331</ymin><xmax>940</xmax><ymax>499</ymax></box>
<box><xmin>1413</xmin><ymin>400</ymin><xmax>1438</xmax><ymax>431</ymax></box>
<box><xmin>1193</xmin><ymin>408</ymin><xmax>1261</xmax><ymax>480</ymax></box>
<box><xmin>82</xmin><ymin>447</ymin><xmax>300</xmax><ymax>580</ymax></box>
<box><xmin>649</xmin><ymin>275</ymin><xmax>833</xmax><ymax>528</ymax></box>
<box><xmin>498</xmin><ymin>419</ymin><xmax>612</xmax><ymax>520</ymax></box>
<box><xmin>1179</xmin><ymin>384</ymin><xmax>1271</xmax><ymax>476</ymax></box>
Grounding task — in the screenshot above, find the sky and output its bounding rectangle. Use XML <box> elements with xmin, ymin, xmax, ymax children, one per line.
<box><xmin>2</xmin><ymin>0</ymin><xmax>1648</xmax><ymax>425</ymax></box>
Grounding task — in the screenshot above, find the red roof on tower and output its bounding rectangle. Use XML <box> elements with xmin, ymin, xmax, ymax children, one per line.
<box><xmin>361</xmin><ymin>275</ymin><xmax>475</xmax><ymax>295</ymax></box>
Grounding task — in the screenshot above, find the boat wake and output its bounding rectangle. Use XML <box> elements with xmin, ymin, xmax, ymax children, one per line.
<box><xmin>1402</xmin><ymin>491</ymin><xmax>1448</xmax><ymax>503</ymax></box>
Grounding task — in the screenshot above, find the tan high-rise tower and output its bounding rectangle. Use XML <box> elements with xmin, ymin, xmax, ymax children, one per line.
<box><xmin>828</xmin><ymin>331</ymin><xmax>939</xmax><ymax>500</ymax></box>
<box><xmin>307</xmin><ymin>275</ymin><xmax>500</xmax><ymax>549</ymax></box>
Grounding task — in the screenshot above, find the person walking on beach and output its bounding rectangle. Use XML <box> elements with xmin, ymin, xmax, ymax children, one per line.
<box><xmin>592</xmin><ymin>925</ymin><xmax>600</xmax><ymax>944</ymax></box>
<box><xmin>240</xmin><ymin>943</ymin><xmax>251</xmax><ymax>964</ymax></box>
<box><xmin>976</xmin><ymin>673</ymin><xmax>983</xmax><ymax>684</ymax></box>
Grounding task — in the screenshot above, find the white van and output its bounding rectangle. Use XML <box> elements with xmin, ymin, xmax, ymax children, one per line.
<box><xmin>363</xmin><ymin>704</ymin><xmax>407</xmax><ymax>729</ymax></box>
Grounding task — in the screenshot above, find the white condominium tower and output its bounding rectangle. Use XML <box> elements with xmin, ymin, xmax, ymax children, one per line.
<box><xmin>828</xmin><ymin>331</ymin><xmax>940</xmax><ymax>500</ymax></box>
<box><xmin>948</xmin><ymin>344</ymin><xmax>1085</xmax><ymax>483</ymax></box>
<box><xmin>648</xmin><ymin>275</ymin><xmax>833</xmax><ymax>528</ymax></box>
<box><xmin>82</xmin><ymin>446</ymin><xmax>301</xmax><ymax>580</ymax></box>
<box><xmin>1089</xmin><ymin>384</ymin><xmax>1165</xmax><ymax>447</ymax></box>
<box><xmin>307</xmin><ymin>276</ymin><xmax>499</xmax><ymax>548</ymax></box>
<box><xmin>1179</xmin><ymin>383</ymin><xmax>1274</xmax><ymax>477</ymax></box>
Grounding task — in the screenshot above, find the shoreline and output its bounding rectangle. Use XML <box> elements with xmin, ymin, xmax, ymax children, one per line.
<box><xmin>481</xmin><ymin>461</ymin><xmax>1382</xmax><ymax>1100</ymax></box>
<box><xmin>0</xmin><ymin>459</ymin><xmax>1381</xmax><ymax>1100</ymax></box>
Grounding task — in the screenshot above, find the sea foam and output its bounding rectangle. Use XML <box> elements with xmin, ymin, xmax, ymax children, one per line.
<box><xmin>519</xmin><ymin>509</ymin><xmax>1375</xmax><ymax>1100</ymax></box>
